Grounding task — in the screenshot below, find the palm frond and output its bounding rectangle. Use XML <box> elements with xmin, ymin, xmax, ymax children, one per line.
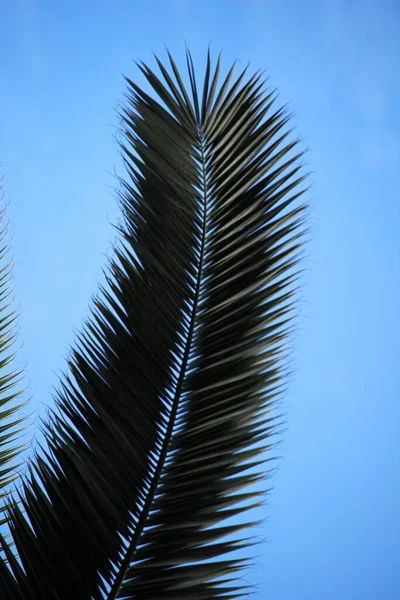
<box><xmin>0</xmin><ymin>50</ymin><xmax>308</xmax><ymax>599</ymax></box>
<box><xmin>0</xmin><ymin>188</ymin><xmax>26</xmax><ymax>506</ymax></box>
<box><xmin>0</xmin><ymin>185</ymin><xmax>28</xmax><ymax>533</ymax></box>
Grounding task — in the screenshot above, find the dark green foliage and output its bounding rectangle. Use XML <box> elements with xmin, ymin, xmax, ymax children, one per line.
<box><xmin>0</xmin><ymin>50</ymin><xmax>307</xmax><ymax>599</ymax></box>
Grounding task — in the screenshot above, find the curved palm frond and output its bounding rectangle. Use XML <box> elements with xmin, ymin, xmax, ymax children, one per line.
<box><xmin>0</xmin><ymin>200</ymin><xmax>26</xmax><ymax>499</ymax></box>
<box><xmin>0</xmin><ymin>50</ymin><xmax>308</xmax><ymax>599</ymax></box>
<box><xmin>0</xmin><ymin>188</ymin><xmax>28</xmax><ymax>533</ymax></box>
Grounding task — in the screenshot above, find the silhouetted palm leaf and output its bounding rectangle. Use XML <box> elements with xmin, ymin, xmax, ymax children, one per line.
<box><xmin>0</xmin><ymin>190</ymin><xmax>27</xmax><ymax>523</ymax></box>
<box><xmin>0</xmin><ymin>50</ymin><xmax>307</xmax><ymax>599</ymax></box>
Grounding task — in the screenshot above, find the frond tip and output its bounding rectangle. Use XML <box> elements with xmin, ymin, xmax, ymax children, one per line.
<box><xmin>0</xmin><ymin>50</ymin><xmax>308</xmax><ymax>599</ymax></box>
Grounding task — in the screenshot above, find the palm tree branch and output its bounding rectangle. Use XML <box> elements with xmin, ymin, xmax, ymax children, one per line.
<box><xmin>112</xmin><ymin>52</ymin><xmax>307</xmax><ymax>598</ymax></box>
<box><xmin>0</xmin><ymin>50</ymin><xmax>308</xmax><ymax>600</ymax></box>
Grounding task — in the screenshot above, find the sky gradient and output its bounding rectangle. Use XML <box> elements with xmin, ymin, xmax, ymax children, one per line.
<box><xmin>1</xmin><ymin>1</ymin><xmax>400</xmax><ymax>598</ymax></box>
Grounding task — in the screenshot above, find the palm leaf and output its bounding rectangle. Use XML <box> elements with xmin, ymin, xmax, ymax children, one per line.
<box><xmin>0</xmin><ymin>186</ymin><xmax>28</xmax><ymax>568</ymax></box>
<box><xmin>0</xmin><ymin>188</ymin><xmax>27</xmax><ymax>515</ymax></box>
<box><xmin>0</xmin><ymin>50</ymin><xmax>308</xmax><ymax>599</ymax></box>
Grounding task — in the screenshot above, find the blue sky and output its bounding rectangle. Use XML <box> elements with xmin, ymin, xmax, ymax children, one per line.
<box><xmin>1</xmin><ymin>1</ymin><xmax>400</xmax><ymax>598</ymax></box>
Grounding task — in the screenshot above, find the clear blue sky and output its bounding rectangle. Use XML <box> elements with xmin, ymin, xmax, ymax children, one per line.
<box><xmin>1</xmin><ymin>1</ymin><xmax>399</xmax><ymax>598</ymax></box>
